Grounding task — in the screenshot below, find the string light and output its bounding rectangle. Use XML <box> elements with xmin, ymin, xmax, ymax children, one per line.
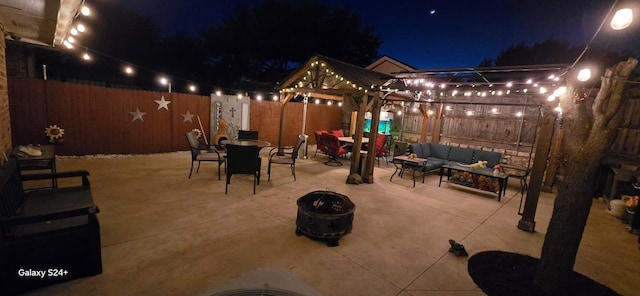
<box><xmin>80</xmin><ymin>6</ymin><xmax>91</xmax><ymax>16</ymax></box>
<box><xmin>80</xmin><ymin>47</ymin><xmax>91</xmax><ymax>61</ymax></box>
<box><xmin>256</xmin><ymin>94</ymin><xmax>262</xmax><ymax>101</ymax></box>
<box><xmin>577</xmin><ymin>68</ymin><xmax>592</xmax><ymax>82</ymax></box>
<box><xmin>611</xmin><ymin>8</ymin><xmax>633</xmax><ymax>30</ymax></box>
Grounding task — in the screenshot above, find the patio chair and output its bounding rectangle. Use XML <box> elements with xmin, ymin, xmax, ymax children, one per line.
<box><xmin>313</xmin><ymin>130</ymin><xmax>328</xmax><ymax>158</ymax></box>
<box><xmin>186</xmin><ymin>131</ymin><xmax>226</xmax><ymax>180</ymax></box>
<box><xmin>320</xmin><ymin>133</ymin><xmax>348</xmax><ymax>166</ymax></box>
<box><xmin>225</xmin><ymin>144</ymin><xmax>260</xmax><ymax>194</ymax></box>
<box><xmin>238</xmin><ymin>130</ymin><xmax>259</xmax><ymax>140</ymax></box>
<box><xmin>331</xmin><ymin>129</ymin><xmax>352</xmax><ymax>154</ymax></box>
<box><xmin>268</xmin><ymin>136</ymin><xmax>306</xmax><ymax>181</ymax></box>
<box><xmin>374</xmin><ymin>134</ymin><xmax>389</xmax><ymax>166</ymax></box>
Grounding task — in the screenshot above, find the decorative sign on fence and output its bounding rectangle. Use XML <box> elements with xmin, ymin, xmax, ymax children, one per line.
<box><xmin>210</xmin><ymin>94</ymin><xmax>250</xmax><ymax>140</ymax></box>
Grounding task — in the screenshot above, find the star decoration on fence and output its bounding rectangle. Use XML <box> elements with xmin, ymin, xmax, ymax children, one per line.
<box><xmin>129</xmin><ymin>107</ymin><xmax>146</xmax><ymax>122</ymax></box>
<box><xmin>154</xmin><ymin>96</ymin><xmax>171</xmax><ymax>110</ymax></box>
<box><xmin>182</xmin><ymin>110</ymin><xmax>195</xmax><ymax>123</ymax></box>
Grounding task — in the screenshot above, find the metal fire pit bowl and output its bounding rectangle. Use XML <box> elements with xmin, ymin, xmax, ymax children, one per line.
<box><xmin>295</xmin><ymin>190</ymin><xmax>355</xmax><ymax>247</ymax></box>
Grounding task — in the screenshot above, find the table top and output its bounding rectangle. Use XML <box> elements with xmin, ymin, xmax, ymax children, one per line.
<box><xmin>338</xmin><ymin>136</ymin><xmax>369</xmax><ymax>144</ymax></box>
<box><xmin>12</xmin><ymin>145</ymin><xmax>55</xmax><ymax>161</ymax></box>
<box><xmin>393</xmin><ymin>155</ymin><xmax>428</xmax><ymax>163</ymax></box>
<box><xmin>222</xmin><ymin>139</ymin><xmax>271</xmax><ymax>147</ymax></box>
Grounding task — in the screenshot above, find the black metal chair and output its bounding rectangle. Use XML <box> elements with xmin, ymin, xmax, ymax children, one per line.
<box><xmin>186</xmin><ymin>131</ymin><xmax>226</xmax><ymax>180</ymax></box>
<box><xmin>268</xmin><ymin>136</ymin><xmax>305</xmax><ymax>181</ymax></box>
<box><xmin>225</xmin><ymin>144</ymin><xmax>260</xmax><ymax>194</ymax></box>
<box><xmin>238</xmin><ymin>130</ymin><xmax>259</xmax><ymax>140</ymax></box>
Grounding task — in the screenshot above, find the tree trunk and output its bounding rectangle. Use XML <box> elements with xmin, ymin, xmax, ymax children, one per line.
<box><xmin>535</xmin><ymin>58</ymin><xmax>638</xmax><ymax>295</ymax></box>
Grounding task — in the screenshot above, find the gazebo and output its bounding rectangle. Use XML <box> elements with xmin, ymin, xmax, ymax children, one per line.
<box><xmin>276</xmin><ymin>54</ymin><xmax>409</xmax><ymax>183</ymax></box>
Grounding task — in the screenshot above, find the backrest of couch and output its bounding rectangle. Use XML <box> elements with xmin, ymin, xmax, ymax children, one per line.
<box><xmin>409</xmin><ymin>143</ymin><xmax>423</xmax><ymax>158</ymax></box>
<box><xmin>418</xmin><ymin>143</ymin><xmax>430</xmax><ymax>158</ymax></box>
<box><xmin>448</xmin><ymin>146</ymin><xmax>474</xmax><ymax>164</ymax></box>
<box><xmin>429</xmin><ymin>143</ymin><xmax>451</xmax><ymax>159</ymax></box>
<box><xmin>473</xmin><ymin>150</ymin><xmax>502</xmax><ymax>167</ymax></box>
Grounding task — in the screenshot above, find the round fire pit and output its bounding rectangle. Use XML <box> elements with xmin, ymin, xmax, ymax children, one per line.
<box><xmin>295</xmin><ymin>190</ymin><xmax>355</xmax><ymax>247</ymax></box>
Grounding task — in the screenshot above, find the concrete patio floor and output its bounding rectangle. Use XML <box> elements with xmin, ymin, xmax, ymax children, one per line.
<box><xmin>25</xmin><ymin>150</ymin><xmax>640</xmax><ymax>296</ymax></box>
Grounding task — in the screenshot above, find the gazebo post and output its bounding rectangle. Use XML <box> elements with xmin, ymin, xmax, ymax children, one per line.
<box><xmin>276</xmin><ymin>93</ymin><xmax>295</xmax><ymax>153</ymax></box>
<box><xmin>518</xmin><ymin>110</ymin><xmax>557</xmax><ymax>232</ymax></box>
<box><xmin>349</xmin><ymin>94</ymin><xmax>368</xmax><ymax>176</ymax></box>
<box><xmin>362</xmin><ymin>92</ymin><xmax>382</xmax><ymax>183</ymax></box>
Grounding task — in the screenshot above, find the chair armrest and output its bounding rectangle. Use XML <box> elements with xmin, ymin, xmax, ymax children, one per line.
<box><xmin>0</xmin><ymin>205</ymin><xmax>99</xmax><ymax>227</ymax></box>
<box><xmin>21</xmin><ymin>170</ymin><xmax>90</xmax><ymax>188</ymax></box>
<box><xmin>269</xmin><ymin>146</ymin><xmax>293</xmax><ymax>157</ymax></box>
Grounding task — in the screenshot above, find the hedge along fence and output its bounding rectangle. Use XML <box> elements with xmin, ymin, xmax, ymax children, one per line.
<box><xmin>8</xmin><ymin>78</ymin><xmax>343</xmax><ymax>156</ymax></box>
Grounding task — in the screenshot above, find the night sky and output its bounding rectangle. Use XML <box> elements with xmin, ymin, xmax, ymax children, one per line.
<box><xmin>120</xmin><ymin>0</ymin><xmax>620</xmax><ymax>69</ymax></box>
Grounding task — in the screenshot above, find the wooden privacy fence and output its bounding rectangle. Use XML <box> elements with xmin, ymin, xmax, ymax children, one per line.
<box><xmin>8</xmin><ymin>78</ymin><xmax>343</xmax><ymax>155</ymax></box>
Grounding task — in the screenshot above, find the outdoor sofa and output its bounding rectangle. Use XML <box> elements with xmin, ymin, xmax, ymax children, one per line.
<box><xmin>407</xmin><ymin>142</ymin><xmax>502</xmax><ymax>175</ymax></box>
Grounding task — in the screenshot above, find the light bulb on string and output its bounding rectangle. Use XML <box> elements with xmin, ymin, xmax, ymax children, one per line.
<box><xmin>80</xmin><ymin>6</ymin><xmax>91</xmax><ymax>16</ymax></box>
<box><xmin>577</xmin><ymin>68</ymin><xmax>592</xmax><ymax>82</ymax></box>
<box><xmin>611</xmin><ymin>8</ymin><xmax>633</xmax><ymax>30</ymax></box>
<box><xmin>76</xmin><ymin>24</ymin><xmax>86</xmax><ymax>33</ymax></box>
<box><xmin>82</xmin><ymin>48</ymin><xmax>90</xmax><ymax>61</ymax></box>
<box><xmin>124</xmin><ymin>66</ymin><xmax>134</xmax><ymax>75</ymax></box>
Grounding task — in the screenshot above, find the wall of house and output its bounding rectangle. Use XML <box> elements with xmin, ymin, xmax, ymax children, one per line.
<box><xmin>0</xmin><ymin>36</ymin><xmax>12</xmax><ymax>160</ymax></box>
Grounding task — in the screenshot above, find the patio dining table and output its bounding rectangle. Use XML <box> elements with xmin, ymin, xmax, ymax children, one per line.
<box><xmin>338</xmin><ymin>137</ymin><xmax>369</xmax><ymax>144</ymax></box>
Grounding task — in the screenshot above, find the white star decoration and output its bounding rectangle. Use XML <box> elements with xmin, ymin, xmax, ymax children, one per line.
<box><xmin>182</xmin><ymin>110</ymin><xmax>195</xmax><ymax>123</ymax></box>
<box><xmin>129</xmin><ymin>107</ymin><xmax>146</xmax><ymax>122</ymax></box>
<box><xmin>154</xmin><ymin>96</ymin><xmax>171</xmax><ymax>110</ymax></box>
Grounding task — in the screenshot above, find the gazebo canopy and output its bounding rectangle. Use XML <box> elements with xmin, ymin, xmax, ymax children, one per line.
<box><xmin>277</xmin><ymin>54</ymin><xmax>406</xmax><ymax>101</ymax></box>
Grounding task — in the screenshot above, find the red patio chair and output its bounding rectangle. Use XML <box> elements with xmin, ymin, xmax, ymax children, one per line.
<box><xmin>320</xmin><ymin>133</ymin><xmax>348</xmax><ymax>166</ymax></box>
<box><xmin>374</xmin><ymin>134</ymin><xmax>389</xmax><ymax>166</ymax></box>
<box><xmin>314</xmin><ymin>130</ymin><xmax>329</xmax><ymax>158</ymax></box>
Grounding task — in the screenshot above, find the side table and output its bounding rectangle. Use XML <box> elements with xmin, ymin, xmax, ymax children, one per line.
<box><xmin>11</xmin><ymin>145</ymin><xmax>57</xmax><ymax>188</ymax></box>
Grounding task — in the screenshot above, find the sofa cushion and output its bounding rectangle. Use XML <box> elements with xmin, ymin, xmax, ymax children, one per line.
<box><xmin>473</xmin><ymin>150</ymin><xmax>502</xmax><ymax>167</ymax></box>
<box><xmin>448</xmin><ymin>146</ymin><xmax>474</xmax><ymax>164</ymax></box>
<box><xmin>429</xmin><ymin>143</ymin><xmax>451</xmax><ymax>159</ymax></box>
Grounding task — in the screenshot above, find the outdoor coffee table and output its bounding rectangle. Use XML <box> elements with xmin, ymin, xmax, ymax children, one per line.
<box><xmin>390</xmin><ymin>155</ymin><xmax>428</xmax><ymax>187</ymax></box>
<box><xmin>438</xmin><ymin>164</ymin><xmax>508</xmax><ymax>201</ymax></box>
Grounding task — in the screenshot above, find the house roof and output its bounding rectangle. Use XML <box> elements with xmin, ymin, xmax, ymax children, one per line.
<box><xmin>366</xmin><ymin>55</ymin><xmax>417</xmax><ymax>74</ymax></box>
<box><xmin>277</xmin><ymin>54</ymin><xmax>405</xmax><ymax>100</ymax></box>
<box><xmin>0</xmin><ymin>0</ymin><xmax>83</xmax><ymax>46</ymax></box>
